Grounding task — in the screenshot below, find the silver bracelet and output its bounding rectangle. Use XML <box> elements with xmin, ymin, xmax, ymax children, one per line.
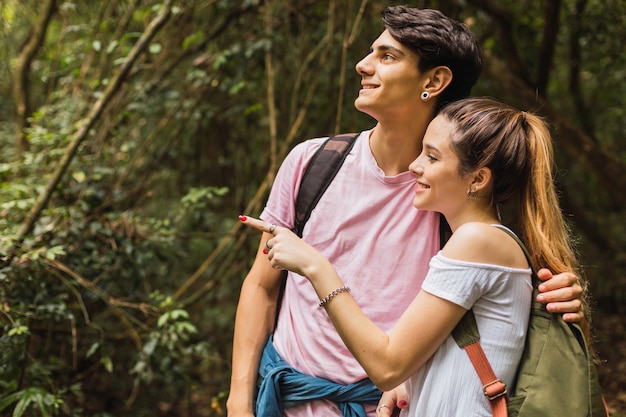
<box><xmin>319</xmin><ymin>286</ymin><xmax>351</xmax><ymax>308</ymax></box>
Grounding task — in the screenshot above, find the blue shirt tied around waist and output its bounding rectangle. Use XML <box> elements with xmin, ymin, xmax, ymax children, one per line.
<box><xmin>256</xmin><ymin>336</ymin><xmax>382</xmax><ymax>416</ymax></box>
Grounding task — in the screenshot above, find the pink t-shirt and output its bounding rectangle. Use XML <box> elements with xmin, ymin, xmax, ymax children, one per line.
<box><xmin>260</xmin><ymin>131</ymin><xmax>440</xmax><ymax>416</ymax></box>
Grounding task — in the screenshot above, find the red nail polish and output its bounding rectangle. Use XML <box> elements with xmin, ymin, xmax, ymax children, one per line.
<box><xmin>398</xmin><ymin>400</ymin><xmax>408</xmax><ymax>407</ymax></box>
<box><xmin>262</xmin><ymin>249</ymin><xmax>268</xmax><ymax>254</ymax></box>
<box><xmin>238</xmin><ymin>215</ymin><xmax>247</xmax><ymax>221</ymax></box>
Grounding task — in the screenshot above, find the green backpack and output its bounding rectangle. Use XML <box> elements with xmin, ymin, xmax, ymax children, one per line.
<box><xmin>451</xmin><ymin>225</ymin><xmax>607</xmax><ymax>417</ymax></box>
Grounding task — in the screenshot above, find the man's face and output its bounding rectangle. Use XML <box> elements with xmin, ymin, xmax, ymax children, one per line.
<box><xmin>354</xmin><ymin>30</ymin><xmax>425</xmax><ymax>120</ymax></box>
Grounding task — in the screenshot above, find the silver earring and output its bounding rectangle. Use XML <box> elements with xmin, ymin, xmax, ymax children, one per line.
<box><xmin>421</xmin><ymin>91</ymin><xmax>429</xmax><ymax>101</ymax></box>
<box><xmin>467</xmin><ymin>186</ymin><xmax>477</xmax><ymax>201</ymax></box>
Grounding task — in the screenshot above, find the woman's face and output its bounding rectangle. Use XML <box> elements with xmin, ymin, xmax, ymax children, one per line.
<box><xmin>409</xmin><ymin>116</ymin><xmax>469</xmax><ymax>216</ymax></box>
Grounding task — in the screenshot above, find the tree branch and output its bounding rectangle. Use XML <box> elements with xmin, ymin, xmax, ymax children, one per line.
<box><xmin>536</xmin><ymin>0</ymin><xmax>561</xmax><ymax>96</ymax></box>
<box><xmin>13</xmin><ymin>0</ymin><xmax>174</xmax><ymax>246</ymax></box>
<box><xmin>264</xmin><ymin>0</ymin><xmax>278</xmax><ymax>180</ymax></box>
<box><xmin>568</xmin><ymin>0</ymin><xmax>595</xmax><ymax>135</ymax></box>
<box><xmin>11</xmin><ymin>0</ymin><xmax>57</xmax><ymax>154</ymax></box>
<box><xmin>335</xmin><ymin>0</ymin><xmax>368</xmax><ymax>134</ymax></box>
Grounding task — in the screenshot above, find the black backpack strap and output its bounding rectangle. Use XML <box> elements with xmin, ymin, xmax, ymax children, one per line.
<box><xmin>274</xmin><ymin>133</ymin><xmax>359</xmax><ymax>329</ymax></box>
<box><xmin>292</xmin><ymin>133</ymin><xmax>359</xmax><ymax>237</ymax></box>
<box><xmin>439</xmin><ymin>213</ymin><xmax>452</xmax><ymax>250</ymax></box>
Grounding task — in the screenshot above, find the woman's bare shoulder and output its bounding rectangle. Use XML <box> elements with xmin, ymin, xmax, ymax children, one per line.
<box><xmin>441</xmin><ymin>223</ymin><xmax>528</xmax><ymax>269</ymax></box>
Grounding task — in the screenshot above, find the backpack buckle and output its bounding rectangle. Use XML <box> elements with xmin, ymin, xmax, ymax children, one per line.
<box><xmin>483</xmin><ymin>379</ymin><xmax>508</xmax><ymax>401</ymax></box>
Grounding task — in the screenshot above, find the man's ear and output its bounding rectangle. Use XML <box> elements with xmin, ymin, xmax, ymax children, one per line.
<box><xmin>423</xmin><ymin>66</ymin><xmax>453</xmax><ymax>98</ymax></box>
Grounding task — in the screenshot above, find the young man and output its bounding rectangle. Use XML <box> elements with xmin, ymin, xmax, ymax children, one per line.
<box><xmin>227</xmin><ymin>6</ymin><xmax>583</xmax><ymax>417</ymax></box>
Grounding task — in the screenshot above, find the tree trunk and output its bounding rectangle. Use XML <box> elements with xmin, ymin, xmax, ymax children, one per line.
<box><xmin>11</xmin><ymin>0</ymin><xmax>57</xmax><ymax>154</ymax></box>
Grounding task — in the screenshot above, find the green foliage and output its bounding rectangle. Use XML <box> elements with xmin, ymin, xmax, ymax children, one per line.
<box><xmin>0</xmin><ymin>387</ymin><xmax>64</xmax><ymax>417</ymax></box>
<box><xmin>0</xmin><ymin>0</ymin><xmax>624</xmax><ymax>415</ymax></box>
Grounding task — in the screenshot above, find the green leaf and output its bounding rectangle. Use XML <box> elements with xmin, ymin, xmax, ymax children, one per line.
<box><xmin>0</xmin><ymin>392</ymin><xmax>21</xmax><ymax>412</ymax></box>
<box><xmin>102</xmin><ymin>356</ymin><xmax>113</xmax><ymax>373</ymax></box>
<box><xmin>7</xmin><ymin>325</ymin><xmax>29</xmax><ymax>336</ymax></box>
<box><xmin>44</xmin><ymin>245</ymin><xmax>66</xmax><ymax>260</ymax></box>
<box><xmin>86</xmin><ymin>342</ymin><xmax>100</xmax><ymax>358</ymax></box>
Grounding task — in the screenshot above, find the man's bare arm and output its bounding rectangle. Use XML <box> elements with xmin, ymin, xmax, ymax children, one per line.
<box><xmin>226</xmin><ymin>233</ymin><xmax>282</xmax><ymax>417</ymax></box>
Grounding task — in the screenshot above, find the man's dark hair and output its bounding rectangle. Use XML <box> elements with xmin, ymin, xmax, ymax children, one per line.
<box><xmin>381</xmin><ymin>6</ymin><xmax>483</xmax><ymax>110</ymax></box>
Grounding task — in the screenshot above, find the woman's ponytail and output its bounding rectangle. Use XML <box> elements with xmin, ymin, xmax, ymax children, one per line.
<box><xmin>519</xmin><ymin>113</ymin><xmax>589</xmax><ymax>339</ymax></box>
<box><xmin>519</xmin><ymin>113</ymin><xmax>577</xmax><ymax>275</ymax></box>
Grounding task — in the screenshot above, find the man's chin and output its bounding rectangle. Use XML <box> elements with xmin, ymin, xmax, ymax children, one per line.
<box><xmin>354</xmin><ymin>99</ymin><xmax>375</xmax><ymax>115</ymax></box>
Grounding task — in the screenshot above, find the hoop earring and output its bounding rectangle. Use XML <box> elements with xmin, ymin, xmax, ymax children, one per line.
<box><xmin>467</xmin><ymin>186</ymin><xmax>477</xmax><ymax>201</ymax></box>
<box><xmin>421</xmin><ymin>91</ymin><xmax>429</xmax><ymax>101</ymax></box>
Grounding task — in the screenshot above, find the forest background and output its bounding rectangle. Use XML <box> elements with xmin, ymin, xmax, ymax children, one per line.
<box><xmin>0</xmin><ymin>0</ymin><xmax>624</xmax><ymax>416</ymax></box>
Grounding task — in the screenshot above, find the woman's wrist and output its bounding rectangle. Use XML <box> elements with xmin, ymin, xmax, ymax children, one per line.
<box><xmin>305</xmin><ymin>257</ymin><xmax>343</xmax><ymax>290</ymax></box>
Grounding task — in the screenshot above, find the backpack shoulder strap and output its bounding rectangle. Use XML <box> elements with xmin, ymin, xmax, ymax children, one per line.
<box><xmin>450</xmin><ymin>225</ymin><xmax>535</xmax><ymax>417</ymax></box>
<box><xmin>274</xmin><ymin>133</ymin><xmax>359</xmax><ymax>329</ymax></box>
<box><xmin>293</xmin><ymin>133</ymin><xmax>359</xmax><ymax>237</ymax></box>
<box><xmin>451</xmin><ymin>311</ymin><xmax>509</xmax><ymax>417</ymax></box>
<box><xmin>439</xmin><ymin>213</ymin><xmax>452</xmax><ymax>249</ymax></box>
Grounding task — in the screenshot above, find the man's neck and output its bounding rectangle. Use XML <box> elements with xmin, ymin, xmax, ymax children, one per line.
<box><xmin>369</xmin><ymin>123</ymin><xmax>425</xmax><ymax>176</ymax></box>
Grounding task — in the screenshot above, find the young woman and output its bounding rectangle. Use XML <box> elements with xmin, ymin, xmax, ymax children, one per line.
<box><xmin>239</xmin><ymin>97</ymin><xmax>588</xmax><ymax>416</ymax></box>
